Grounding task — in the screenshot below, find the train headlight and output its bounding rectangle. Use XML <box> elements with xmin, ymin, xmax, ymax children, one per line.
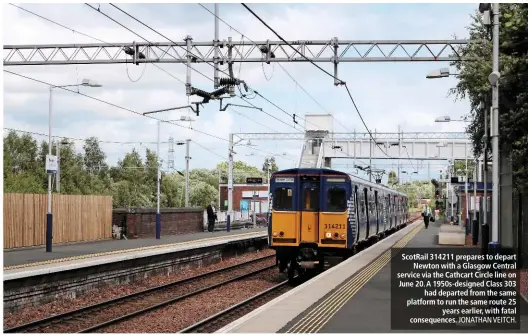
<box><xmin>279</xmin><ymin>231</ymin><xmax>284</xmax><ymax>237</ymax></box>
<box><xmin>273</xmin><ymin>231</ymin><xmax>278</xmax><ymax>237</ymax></box>
<box><xmin>334</xmin><ymin>232</ymin><xmax>339</xmax><ymax>239</ymax></box>
<box><xmin>340</xmin><ymin>233</ymin><xmax>346</xmax><ymax>239</ymax></box>
<box><xmin>325</xmin><ymin>232</ymin><xmax>332</xmax><ymax>238</ymax></box>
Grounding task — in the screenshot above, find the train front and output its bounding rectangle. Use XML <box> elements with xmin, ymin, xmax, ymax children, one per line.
<box><xmin>268</xmin><ymin>168</ymin><xmax>353</xmax><ymax>281</ymax></box>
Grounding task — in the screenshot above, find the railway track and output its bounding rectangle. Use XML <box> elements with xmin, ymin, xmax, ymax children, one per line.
<box><xmin>4</xmin><ymin>254</ymin><xmax>276</xmax><ymax>333</ymax></box>
<box><xmin>180</xmin><ymin>280</ymin><xmax>292</xmax><ymax>333</ymax></box>
<box><xmin>180</xmin><ymin>216</ymin><xmax>423</xmax><ymax>333</ymax></box>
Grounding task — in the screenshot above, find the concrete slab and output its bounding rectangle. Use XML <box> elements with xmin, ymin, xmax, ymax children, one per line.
<box><xmin>4</xmin><ymin>227</ymin><xmax>267</xmax><ymax>268</ymax></box>
<box><xmin>438</xmin><ymin>232</ymin><xmax>465</xmax><ymax>245</ymax></box>
<box><xmin>439</xmin><ymin>224</ymin><xmax>466</xmax><ymax>233</ymax></box>
<box><xmin>4</xmin><ymin>231</ymin><xmax>267</xmax><ymax>281</ymax></box>
<box><xmin>216</xmin><ymin>219</ymin><xmax>422</xmax><ymax>334</ymax></box>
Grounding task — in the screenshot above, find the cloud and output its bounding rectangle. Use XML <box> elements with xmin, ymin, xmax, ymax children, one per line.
<box><xmin>4</xmin><ymin>3</ymin><xmax>477</xmax><ymax>175</ymax></box>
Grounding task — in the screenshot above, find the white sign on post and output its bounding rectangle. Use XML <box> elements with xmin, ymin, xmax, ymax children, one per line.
<box><xmin>45</xmin><ymin>155</ymin><xmax>58</xmax><ymax>174</ymax></box>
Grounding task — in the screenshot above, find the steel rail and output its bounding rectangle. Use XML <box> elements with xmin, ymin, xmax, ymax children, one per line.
<box><xmin>180</xmin><ymin>281</ymin><xmax>291</xmax><ymax>333</ymax></box>
<box><xmin>78</xmin><ymin>264</ymin><xmax>277</xmax><ymax>333</ymax></box>
<box><xmin>4</xmin><ymin>254</ymin><xmax>275</xmax><ymax>333</ymax></box>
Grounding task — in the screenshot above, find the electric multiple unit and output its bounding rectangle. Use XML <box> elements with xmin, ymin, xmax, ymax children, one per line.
<box><xmin>267</xmin><ymin>168</ymin><xmax>409</xmax><ymax>281</ymax></box>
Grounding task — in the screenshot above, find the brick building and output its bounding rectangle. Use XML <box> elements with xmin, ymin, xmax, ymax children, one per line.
<box><xmin>219</xmin><ymin>184</ymin><xmax>269</xmax><ymax>214</ymax></box>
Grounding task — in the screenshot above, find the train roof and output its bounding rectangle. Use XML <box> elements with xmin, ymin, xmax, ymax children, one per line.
<box><xmin>271</xmin><ymin>168</ymin><xmax>407</xmax><ymax>197</ymax></box>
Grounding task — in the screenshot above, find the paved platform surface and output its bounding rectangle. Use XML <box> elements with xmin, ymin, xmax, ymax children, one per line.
<box><xmin>4</xmin><ymin>227</ymin><xmax>267</xmax><ymax>268</ymax></box>
<box><xmin>282</xmin><ymin>220</ymin><xmax>528</xmax><ymax>333</ymax></box>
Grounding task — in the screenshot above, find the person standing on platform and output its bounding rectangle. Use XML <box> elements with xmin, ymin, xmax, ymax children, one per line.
<box><xmin>422</xmin><ymin>204</ymin><xmax>431</xmax><ymax>229</ymax></box>
<box><xmin>206</xmin><ymin>202</ymin><xmax>217</xmax><ymax>232</ymax></box>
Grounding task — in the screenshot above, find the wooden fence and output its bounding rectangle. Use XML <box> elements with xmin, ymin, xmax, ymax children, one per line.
<box><xmin>4</xmin><ymin>194</ymin><xmax>113</xmax><ymax>249</ymax></box>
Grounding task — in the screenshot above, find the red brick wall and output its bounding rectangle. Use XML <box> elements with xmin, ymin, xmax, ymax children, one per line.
<box><xmin>113</xmin><ymin>208</ymin><xmax>204</xmax><ymax>239</ymax></box>
<box><xmin>220</xmin><ymin>185</ymin><xmax>268</xmax><ymax>211</ymax></box>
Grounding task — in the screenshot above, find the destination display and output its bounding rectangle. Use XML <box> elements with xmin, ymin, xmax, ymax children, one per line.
<box><xmin>391</xmin><ymin>248</ymin><xmax>520</xmax><ymax>330</ymax></box>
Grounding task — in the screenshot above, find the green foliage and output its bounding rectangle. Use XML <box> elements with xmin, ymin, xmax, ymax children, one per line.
<box><xmin>3</xmin><ymin>130</ymin><xmax>267</xmax><ymax>209</ymax></box>
<box><xmin>387</xmin><ymin>170</ymin><xmax>398</xmax><ymax>186</ymax></box>
<box><xmin>395</xmin><ymin>180</ymin><xmax>435</xmax><ymax>209</ymax></box>
<box><xmin>263</xmin><ymin>157</ymin><xmax>279</xmax><ymax>174</ymax></box>
<box><xmin>450</xmin><ymin>4</ymin><xmax>527</xmax><ymax>193</ymax></box>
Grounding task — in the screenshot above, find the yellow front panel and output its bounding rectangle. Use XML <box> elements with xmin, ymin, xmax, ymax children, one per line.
<box><xmin>300</xmin><ymin>212</ymin><xmax>319</xmax><ymax>243</ymax></box>
<box><xmin>271</xmin><ymin>210</ymin><xmax>299</xmax><ymax>246</ymax></box>
<box><xmin>319</xmin><ymin>211</ymin><xmax>348</xmax><ymax>248</ymax></box>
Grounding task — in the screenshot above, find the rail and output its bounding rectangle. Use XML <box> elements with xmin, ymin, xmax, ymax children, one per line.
<box><xmin>4</xmin><ymin>255</ymin><xmax>275</xmax><ymax>333</ymax></box>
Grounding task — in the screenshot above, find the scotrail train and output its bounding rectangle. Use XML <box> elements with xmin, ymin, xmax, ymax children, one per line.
<box><xmin>267</xmin><ymin>168</ymin><xmax>409</xmax><ymax>282</ymax></box>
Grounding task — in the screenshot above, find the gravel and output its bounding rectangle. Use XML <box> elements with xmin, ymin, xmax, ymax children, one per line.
<box><xmin>101</xmin><ymin>268</ymin><xmax>286</xmax><ymax>333</ymax></box>
<box><xmin>3</xmin><ymin>248</ymin><xmax>275</xmax><ymax>330</ymax></box>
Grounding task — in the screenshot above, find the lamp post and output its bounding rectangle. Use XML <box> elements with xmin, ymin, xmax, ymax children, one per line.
<box><xmin>46</xmin><ymin>79</ymin><xmax>101</xmax><ymax>253</ymax></box>
<box><xmin>143</xmin><ymin>108</ymin><xmax>192</xmax><ymax>239</ymax></box>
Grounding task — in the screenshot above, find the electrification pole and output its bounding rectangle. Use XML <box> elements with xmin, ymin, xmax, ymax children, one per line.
<box><xmin>489</xmin><ymin>2</ymin><xmax>500</xmax><ymax>252</ymax></box>
<box><xmin>214</xmin><ymin>3</ymin><xmax>220</xmax><ymax>88</ymax></box>
<box><xmin>156</xmin><ymin>120</ymin><xmax>161</xmax><ymax>239</ymax></box>
<box><xmin>227</xmin><ymin>133</ymin><xmax>234</xmax><ymax>232</ymax></box>
<box><xmin>185</xmin><ymin>139</ymin><xmax>191</xmax><ymax>207</ymax></box>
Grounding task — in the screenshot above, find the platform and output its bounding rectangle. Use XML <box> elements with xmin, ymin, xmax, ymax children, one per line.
<box><xmin>4</xmin><ymin>227</ymin><xmax>267</xmax><ymax>278</ymax></box>
<box><xmin>219</xmin><ymin>220</ymin><xmax>528</xmax><ymax>333</ymax></box>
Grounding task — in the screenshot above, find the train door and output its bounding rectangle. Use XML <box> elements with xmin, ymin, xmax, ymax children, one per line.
<box><xmin>368</xmin><ymin>190</ymin><xmax>377</xmax><ymax>237</ymax></box>
<box><xmin>361</xmin><ymin>188</ymin><xmax>369</xmax><ymax>240</ymax></box>
<box><xmin>387</xmin><ymin>194</ymin><xmax>392</xmax><ymax>230</ymax></box>
<box><xmin>394</xmin><ymin>195</ymin><xmax>399</xmax><ymax>226</ymax></box>
<box><xmin>300</xmin><ymin>175</ymin><xmax>320</xmax><ymax>244</ymax></box>
<box><xmin>375</xmin><ymin>191</ymin><xmax>381</xmax><ymax>234</ymax></box>
<box><xmin>354</xmin><ymin>185</ymin><xmax>366</xmax><ymax>242</ymax></box>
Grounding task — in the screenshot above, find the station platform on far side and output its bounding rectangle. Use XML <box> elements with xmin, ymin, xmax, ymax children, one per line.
<box><xmin>219</xmin><ymin>220</ymin><xmax>528</xmax><ymax>333</ymax></box>
<box><xmin>3</xmin><ymin>227</ymin><xmax>267</xmax><ymax>280</ymax></box>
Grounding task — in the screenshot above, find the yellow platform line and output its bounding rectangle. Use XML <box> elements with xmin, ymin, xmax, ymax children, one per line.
<box><xmin>287</xmin><ymin>222</ymin><xmax>422</xmax><ymax>333</ymax></box>
<box><xmin>3</xmin><ymin>231</ymin><xmax>265</xmax><ymax>271</ymax></box>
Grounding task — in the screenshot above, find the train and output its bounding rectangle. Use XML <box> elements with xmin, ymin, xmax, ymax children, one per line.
<box><xmin>267</xmin><ymin>167</ymin><xmax>409</xmax><ymax>282</ymax></box>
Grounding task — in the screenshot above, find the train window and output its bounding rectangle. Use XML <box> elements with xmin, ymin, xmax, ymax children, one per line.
<box><xmin>302</xmin><ymin>187</ymin><xmax>320</xmax><ymax>211</ymax></box>
<box><xmin>273</xmin><ymin>187</ymin><xmax>293</xmax><ymax>211</ymax></box>
<box><xmin>326</xmin><ymin>187</ymin><xmax>346</xmax><ymax>212</ymax></box>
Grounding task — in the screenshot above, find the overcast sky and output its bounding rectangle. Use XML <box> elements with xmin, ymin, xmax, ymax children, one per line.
<box><xmin>3</xmin><ymin>2</ymin><xmax>476</xmax><ymax>183</ymax></box>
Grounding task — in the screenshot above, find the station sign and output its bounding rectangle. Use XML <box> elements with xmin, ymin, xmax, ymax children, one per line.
<box><xmin>45</xmin><ymin>155</ymin><xmax>58</xmax><ymax>174</ymax></box>
<box><xmin>246</xmin><ymin>177</ymin><xmax>263</xmax><ymax>184</ymax></box>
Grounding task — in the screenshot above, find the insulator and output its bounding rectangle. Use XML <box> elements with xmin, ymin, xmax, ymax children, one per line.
<box><xmin>211</xmin><ymin>87</ymin><xmax>229</xmax><ymax>97</ymax></box>
<box><xmin>123</xmin><ymin>47</ymin><xmax>134</xmax><ymax>56</ymax></box>
<box><xmin>191</xmin><ymin>87</ymin><xmax>211</xmax><ymax>99</ymax></box>
<box><xmin>219</xmin><ymin>77</ymin><xmax>238</xmax><ymax>86</ymax></box>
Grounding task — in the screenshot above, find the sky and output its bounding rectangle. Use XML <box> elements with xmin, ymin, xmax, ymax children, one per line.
<box><xmin>2</xmin><ymin>2</ymin><xmax>477</xmax><ymax>184</ymax></box>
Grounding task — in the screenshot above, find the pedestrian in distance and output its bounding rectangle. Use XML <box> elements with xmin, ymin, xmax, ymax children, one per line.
<box><xmin>206</xmin><ymin>202</ymin><xmax>217</xmax><ymax>233</ymax></box>
<box><xmin>422</xmin><ymin>204</ymin><xmax>431</xmax><ymax>229</ymax></box>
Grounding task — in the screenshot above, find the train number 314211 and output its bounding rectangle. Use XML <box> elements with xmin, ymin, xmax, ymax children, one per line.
<box><xmin>324</xmin><ymin>224</ymin><xmax>345</xmax><ymax>229</ymax></box>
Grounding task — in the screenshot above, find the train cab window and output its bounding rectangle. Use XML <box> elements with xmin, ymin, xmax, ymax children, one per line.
<box><xmin>302</xmin><ymin>187</ymin><xmax>320</xmax><ymax>211</ymax></box>
<box><xmin>273</xmin><ymin>187</ymin><xmax>293</xmax><ymax>211</ymax></box>
<box><xmin>326</xmin><ymin>187</ymin><xmax>347</xmax><ymax>212</ymax></box>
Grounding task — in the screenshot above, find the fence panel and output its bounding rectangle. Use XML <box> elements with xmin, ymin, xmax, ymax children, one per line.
<box><xmin>3</xmin><ymin>193</ymin><xmax>112</xmax><ymax>249</ymax></box>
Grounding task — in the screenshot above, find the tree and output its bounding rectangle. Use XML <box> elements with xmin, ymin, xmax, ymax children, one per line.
<box><xmin>450</xmin><ymin>4</ymin><xmax>527</xmax><ymax>193</ymax></box>
<box><xmin>262</xmin><ymin>157</ymin><xmax>279</xmax><ymax>174</ymax></box>
<box><xmin>387</xmin><ymin>170</ymin><xmax>398</xmax><ymax>186</ymax></box>
<box><xmin>189</xmin><ymin>181</ymin><xmax>217</xmax><ymax>208</ymax></box>
<box><xmin>83</xmin><ymin>137</ymin><xmax>107</xmax><ymax>175</ymax></box>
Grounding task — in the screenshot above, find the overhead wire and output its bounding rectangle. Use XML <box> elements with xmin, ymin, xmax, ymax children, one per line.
<box><xmin>3</xmin><ymin>70</ymin><xmax>297</xmax><ymax>163</ymax></box>
<box><xmin>88</xmin><ymin>3</ymin><xmax>297</xmax><ymax>133</ymax></box>
<box><xmin>107</xmin><ymin>3</ymin><xmax>306</xmax><ymax>132</ymax></box>
<box><xmin>197</xmin><ymin>3</ymin><xmax>372</xmax><ymax>168</ymax></box>
<box><xmin>9</xmin><ymin>3</ymin><xmax>186</xmax><ymax>85</ymax></box>
<box><xmin>11</xmin><ymin>3</ymin><xmax>281</xmax><ymax>137</ymax></box>
<box><xmin>241</xmin><ymin>3</ymin><xmax>393</xmax><ymax>159</ymax></box>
